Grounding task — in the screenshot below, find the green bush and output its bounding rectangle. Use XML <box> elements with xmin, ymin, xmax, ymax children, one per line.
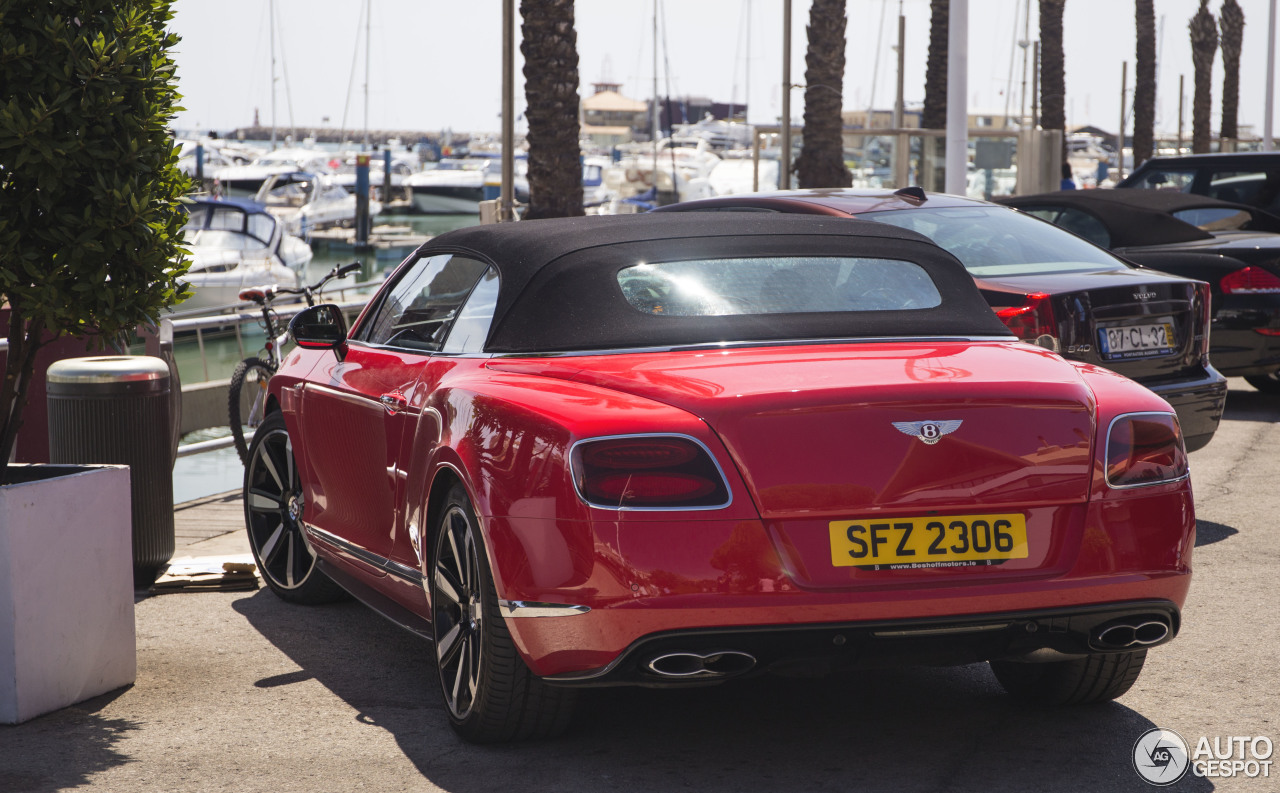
<box><xmin>0</xmin><ymin>0</ymin><xmax>191</xmax><ymax>478</ymax></box>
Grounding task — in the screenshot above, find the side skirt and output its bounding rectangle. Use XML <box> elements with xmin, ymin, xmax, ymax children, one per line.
<box><xmin>315</xmin><ymin>558</ymin><xmax>434</xmax><ymax>641</ymax></box>
<box><xmin>303</xmin><ymin>524</ymin><xmax>433</xmax><ymax>642</ymax></box>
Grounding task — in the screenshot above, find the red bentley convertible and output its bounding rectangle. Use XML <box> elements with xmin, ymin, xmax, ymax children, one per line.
<box><xmin>244</xmin><ymin>213</ymin><xmax>1194</xmax><ymax>742</ymax></box>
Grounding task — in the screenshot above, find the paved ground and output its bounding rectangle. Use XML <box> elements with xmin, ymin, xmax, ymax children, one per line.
<box><xmin>2</xmin><ymin>379</ymin><xmax>1278</xmax><ymax>792</ymax></box>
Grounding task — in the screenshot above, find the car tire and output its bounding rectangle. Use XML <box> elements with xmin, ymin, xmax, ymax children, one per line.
<box><xmin>989</xmin><ymin>650</ymin><xmax>1147</xmax><ymax>705</ymax></box>
<box><xmin>229</xmin><ymin>357</ymin><xmax>275</xmax><ymax>465</ymax></box>
<box><xmin>243</xmin><ymin>411</ymin><xmax>349</xmax><ymax>604</ymax></box>
<box><xmin>1244</xmin><ymin>372</ymin><xmax>1280</xmax><ymax>394</ymax></box>
<box><xmin>430</xmin><ymin>483</ymin><xmax>576</xmax><ymax>743</ymax></box>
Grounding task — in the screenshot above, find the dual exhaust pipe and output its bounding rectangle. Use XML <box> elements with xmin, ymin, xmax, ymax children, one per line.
<box><xmin>646</xmin><ymin>650</ymin><xmax>757</xmax><ymax>679</ymax></box>
<box><xmin>1092</xmin><ymin>618</ymin><xmax>1170</xmax><ymax>650</ymax></box>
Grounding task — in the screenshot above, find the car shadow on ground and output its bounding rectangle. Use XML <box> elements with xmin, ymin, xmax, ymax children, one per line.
<box><xmin>1195</xmin><ymin>519</ymin><xmax>1239</xmax><ymax>547</ymax></box>
<box><xmin>0</xmin><ymin>688</ymin><xmax>136</xmax><ymax>793</ymax></box>
<box><xmin>1222</xmin><ymin>387</ymin><xmax>1280</xmax><ymax>422</ymax></box>
<box><xmin>234</xmin><ymin>592</ymin><xmax>1213</xmax><ymax>793</ymax></box>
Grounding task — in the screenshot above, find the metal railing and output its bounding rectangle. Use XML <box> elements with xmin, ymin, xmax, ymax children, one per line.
<box><xmin>168</xmin><ymin>292</ymin><xmax>373</xmax><ymax>458</ymax></box>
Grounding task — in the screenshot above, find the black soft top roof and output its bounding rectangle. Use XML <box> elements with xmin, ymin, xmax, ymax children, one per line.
<box><xmin>997</xmin><ymin>189</ymin><xmax>1280</xmax><ymax>247</ymax></box>
<box><xmin>414</xmin><ymin>213</ymin><xmax>1012</xmax><ymax>353</ymax></box>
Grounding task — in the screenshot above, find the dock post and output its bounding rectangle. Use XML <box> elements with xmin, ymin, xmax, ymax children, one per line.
<box><xmin>354</xmin><ymin>153</ymin><xmax>371</xmax><ymax>252</ymax></box>
<box><xmin>382</xmin><ymin>149</ymin><xmax>392</xmax><ymax>204</ymax></box>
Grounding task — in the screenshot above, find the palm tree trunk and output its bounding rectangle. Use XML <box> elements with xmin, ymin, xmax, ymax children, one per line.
<box><xmin>519</xmin><ymin>0</ymin><xmax>584</xmax><ymax>219</ymax></box>
<box><xmin>1189</xmin><ymin>0</ymin><xmax>1218</xmax><ymax>153</ymax></box>
<box><xmin>1132</xmin><ymin>0</ymin><xmax>1156</xmax><ymax>167</ymax></box>
<box><xmin>1038</xmin><ymin>0</ymin><xmax>1067</xmax><ymax>143</ymax></box>
<box><xmin>795</xmin><ymin>0</ymin><xmax>851</xmax><ymax>188</ymax></box>
<box><xmin>922</xmin><ymin>0</ymin><xmax>949</xmax><ymax>131</ymax></box>
<box><xmin>1219</xmin><ymin>0</ymin><xmax>1244</xmax><ymax>143</ymax></box>
<box><xmin>920</xmin><ymin>0</ymin><xmax>949</xmax><ymax>191</ymax></box>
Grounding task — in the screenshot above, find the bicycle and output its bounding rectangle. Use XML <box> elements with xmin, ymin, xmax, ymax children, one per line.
<box><xmin>228</xmin><ymin>261</ymin><xmax>363</xmax><ymax>463</ymax></box>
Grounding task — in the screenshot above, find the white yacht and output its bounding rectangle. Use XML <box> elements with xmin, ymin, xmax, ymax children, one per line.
<box><xmin>254</xmin><ymin>171</ymin><xmax>380</xmax><ymax>236</ymax></box>
<box><xmin>176</xmin><ymin>197</ymin><xmax>313</xmax><ymax>314</ymax></box>
<box><xmin>403</xmin><ymin>157</ymin><xmax>528</xmax><ymax>214</ymax></box>
<box><xmin>212</xmin><ymin>147</ymin><xmax>337</xmax><ymax>197</ymax></box>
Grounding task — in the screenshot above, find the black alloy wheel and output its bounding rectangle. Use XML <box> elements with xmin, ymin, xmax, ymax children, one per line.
<box><xmin>429</xmin><ymin>483</ymin><xmax>575</xmax><ymax>742</ymax></box>
<box><xmin>433</xmin><ymin>498</ymin><xmax>485</xmax><ymax>722</ymax></box>
<box><xmin>243</xmin><ymin>411</ymin><xmax>347</xmax><ymax>604</ymax></box>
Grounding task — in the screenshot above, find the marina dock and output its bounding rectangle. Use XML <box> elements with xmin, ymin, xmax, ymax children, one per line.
<box><xmin>173</xmin><ymin>490</ymin><xmax>244</xmax><ymax>549</ymax></box>
<box><xmin>307</xmin><ymin>222</ymin><xmax>432</xmax><ymax>261</ymax></box>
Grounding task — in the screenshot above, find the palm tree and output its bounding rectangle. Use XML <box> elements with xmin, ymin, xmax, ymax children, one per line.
<box><xmin>1189</xmin><ymin>0</ymin><xmax>1218</xmax><ymax>153</ymax></box>
<box><xmin>922</xmin><ymin>0</ymin><xmax>949</xmax><ymax>131</ymax></box>
<box><xmin>796</xmin><ymin>0</ymin><xmax>852</xmax><ymax>188</ymax></box>
<box><xmin>1132</xmin><ymin>0</ymin><xmax>1157</xmax><ymax>168</ymax></box>
<box><xmin>519</xmin><ymin>0</ymin><xmax>584</xmax><ymax>218</ymax></box>
<box><xmin>1038</xmin><ymin>0</ymin><xmax>1067</xmax><ymax>144</ymax></box>
<box><xmin>921</xmin><ymin>0</ymin><xmax>948</xmax><ymax>191</ymax></box>
<box><xmin>1219</xmin><ymin>0</ymin><xmax>1244</xmax><ymax>143</ymax></box>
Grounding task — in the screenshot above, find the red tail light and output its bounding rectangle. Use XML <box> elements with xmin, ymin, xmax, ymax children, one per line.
<box><xmin>572</xmin><ymin>435</ymin><xmax>730</xmax><ymax>509</ymax></box>
<box><xmin>1105</xmin><ymin>413</ymin><xmax>1188</xmax><ymax>488</ymax></box>
<box><xmin>995</xmin><ymin>293</ymin><xmax>1059</xmax><ymax>350</ymax></box>
<box><xmin>1219</xmin><ymin>266</ymin><xmax>1280</xmax><ymax>294</ymax></box>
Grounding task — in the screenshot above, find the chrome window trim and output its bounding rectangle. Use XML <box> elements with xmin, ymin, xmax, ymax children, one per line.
<box><xmin>489</xmin><ymin>335</ymin><xmax>1014</xmax><ymax>359</ymax></box>
<box><xmin>498</xmin><ymin>600</ymin><xmax>591</xmax><ymax>618</ymax></box>
<box><xmin>1103</xmin><ymin>411</ymin><xmax>1191</xmax><ymax>490</ymax></box>
<box><xmin>568</xmin><ymin>432</ymin><xmax>734</xmax><ymax>512</ymax></box>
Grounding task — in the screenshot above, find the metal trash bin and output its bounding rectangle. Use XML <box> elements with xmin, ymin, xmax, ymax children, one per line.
<box><xmin>47</xmin><ymin>356</ymin><xmax>175</xmax><ymax>588</ymax></box>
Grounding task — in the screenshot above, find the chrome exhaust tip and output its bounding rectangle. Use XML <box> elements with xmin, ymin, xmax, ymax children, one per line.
<box><xmin>646</xmin><ymin>650</ymin><xmax>757</xmax><ymax>678</ymax></box>
<box><xmin>1094</xmin><ymin>619</ymin><xmax>1170</xmax><ymax>649</ymax></box>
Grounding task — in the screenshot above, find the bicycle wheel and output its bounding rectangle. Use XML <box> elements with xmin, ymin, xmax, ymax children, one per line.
<box><xmin>229</xmin><ymin>357</ymin><xmax>275</xmax><ymax>464</ymax></box>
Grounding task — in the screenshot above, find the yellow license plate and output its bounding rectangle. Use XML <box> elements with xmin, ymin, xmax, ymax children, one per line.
<box><xmin>829</xmin><ymin>514</ymin><xmax>1029</xmax><ymax>569</ymax></box>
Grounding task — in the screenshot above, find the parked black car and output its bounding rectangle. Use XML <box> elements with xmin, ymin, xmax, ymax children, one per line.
<box><xmin>1118</xmin><ymin>151</ymin><xmax>1280</xmax><ymax>213</ymax></box>
<box><xmin>654</xmin><ymin>189</ymin><xmax>1226</xmax><ymax>451</ymax></box>
<box><xmin>997</xmin><ymin>189</ymin><xmax>1280</xmax><ymax>394</ymax></box>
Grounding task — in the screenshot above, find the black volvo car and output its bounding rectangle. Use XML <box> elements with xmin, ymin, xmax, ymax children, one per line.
<box><xmin>997</xmin><ymin>189</ymin><xmax>1280</xmax><ymax>394</ymax></box>
<box><xmin>654</xmin><ymin>188</ymin><xmax>1226</xmax><ymax>451</ymax></box>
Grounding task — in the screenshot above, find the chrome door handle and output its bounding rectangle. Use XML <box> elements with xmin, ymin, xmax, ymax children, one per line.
<box><xmin>379</xmin><ymin>392</ymin><xmax>407</xmax><ymax>414</ymax></box>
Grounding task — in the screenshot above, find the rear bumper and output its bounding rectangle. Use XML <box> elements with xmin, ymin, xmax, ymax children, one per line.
<box><xmin>542</xmin><ymin>600</ymin><xmax>1182</xmax><ymax>688</ymax></box>
<box><xmin>1145</xmin><ymin>365</ymin><xmax>1227</xmax><ymax>451</ymax></box>
<box><xmin>1208</xmin><ymin>328</ymin><xmax>1280</xmax><ymax>377</ymax></box>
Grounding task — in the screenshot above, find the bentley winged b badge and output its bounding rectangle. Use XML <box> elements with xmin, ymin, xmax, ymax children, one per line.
<box><xmin>893</xmin><ymin>420</ymin><xmax>963</xmax><ymax>445</ymax></box>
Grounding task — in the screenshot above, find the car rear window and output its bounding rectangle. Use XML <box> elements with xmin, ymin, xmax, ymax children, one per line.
<box><xmin>617</xmin><ymin>256</ymin><xmax>941</xmax><ymax>316</ymax></box>
<box><xmin>1127</xmin><ymin>168</ymin><xmax>1197</xmax><ymax>191</ymax></box>
<box><xmin>1172</xmin><ymin>207</ymin><xmax>1253</xmax><ymax>231</ymax></box>
<box><xmin>862</xmin><ymin>205</ymin><xmax>1124</xmax><ymax>276</ymax></box>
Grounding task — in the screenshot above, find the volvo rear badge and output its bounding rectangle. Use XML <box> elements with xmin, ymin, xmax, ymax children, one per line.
<box><xmin>893</xmin><ymin>420</ymin><xmax>963</xmax><ymax>445</ymax></box>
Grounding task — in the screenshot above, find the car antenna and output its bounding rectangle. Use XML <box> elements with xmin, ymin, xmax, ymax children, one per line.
<box><xmin>893</xmin><ymin>186</ymin><xmax>927</xmax><ymax>204</ymax></box>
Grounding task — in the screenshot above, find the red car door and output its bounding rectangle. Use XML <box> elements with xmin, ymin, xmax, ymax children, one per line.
<box><xmin>297</xmin><ymin>252</ymin><xmax>491</xmax><ymax>570</ymax></box>
<box><xmin>298</xmin><ymin>344</ymin><xmax>427</xmax><ymax>568</ymax></box>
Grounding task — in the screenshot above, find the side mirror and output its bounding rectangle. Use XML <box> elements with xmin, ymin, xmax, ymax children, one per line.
<box><xmin>290</xmin><ymin>304</ymin><xmax>348</xmax><ymax>360</ymax></box>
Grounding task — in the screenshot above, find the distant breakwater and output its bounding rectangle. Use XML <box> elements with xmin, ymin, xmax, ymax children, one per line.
<box><xmin>223</xmin><ymin>127</ymin><xmax>504</xmax><ymax>147</ymax></box>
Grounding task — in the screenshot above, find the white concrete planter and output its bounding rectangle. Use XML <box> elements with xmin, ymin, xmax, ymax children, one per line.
<box><xmin>0</xmin><ymin>464</ymin><xmax>136</xmax><ymax>724</ymax></box>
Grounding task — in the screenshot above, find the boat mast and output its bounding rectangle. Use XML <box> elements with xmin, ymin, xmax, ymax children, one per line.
<box><xmin>270</xmin><ymin>0</ymin><xmax>277</xmax><ymax>150</ymax></box>
<box><xmin>652</xmin><ymin>0</ymin><xmax>659</xmax><ymax>183</ymax></box>
<box><xmin>363</xmin><ymin>0</ymin><xmax>371</xmax><ymax>151</ymax></box>
<box><xmin>745</xmin><ymin>0</ymin><xmax>751</xmax><ymax>124</ymax></box>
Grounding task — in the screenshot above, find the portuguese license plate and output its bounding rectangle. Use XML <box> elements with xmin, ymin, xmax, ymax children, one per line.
<box><xmin>1098</xmin><ymin>318</ymin><xmax>1176</xmax><ymax>359</ymax></box>
<box><xmin>829</xmin><ymin>514</ymin><xmax>1029</xmax><ymax>570</ymax></box>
